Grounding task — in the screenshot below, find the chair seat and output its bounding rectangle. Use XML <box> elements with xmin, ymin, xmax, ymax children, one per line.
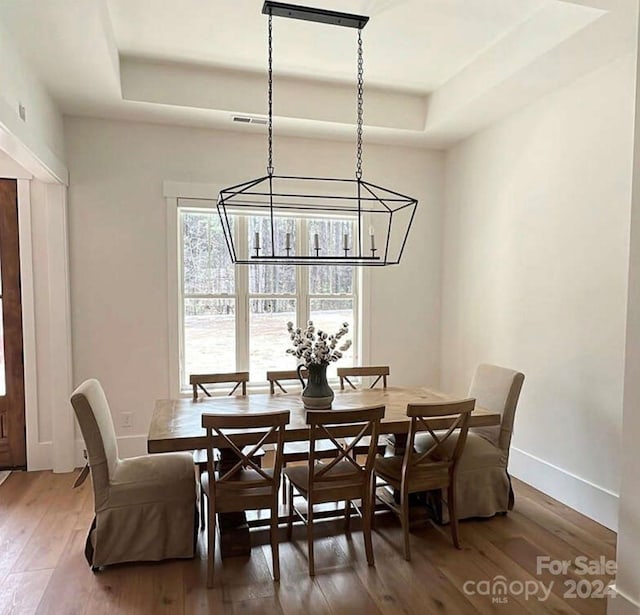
<box><xmin>279</xmin><ymin>439</ymin><xmax>342</xmax><ymax>462</ymax></box>
<box><xmin>201</xmin><ymin>468</ymin><xmax>277</xmax><ymax>512</ymax></box>
<box><xmin>284</xmin><ymin>459</ymin><xmax>365</xmax><ymax>503</ymax></box>
<box><xmin>375</xmin><ymin>455</ymin><xmax>450</xmax><ymax>493</ymax></box>
<box><xmin>107</xmin><ymin>452</ymin><xmax>195</xmax><ymax>510</ymax></box>
<box><xmin>414</xmin><ymin>432</ymin><xmax>506</xmax><ymax>470</ymax></box>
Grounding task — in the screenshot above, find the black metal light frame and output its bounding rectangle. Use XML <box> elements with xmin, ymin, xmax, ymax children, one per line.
<box><xmin>216</xmin><ymin>1</ymin><xmax>418</xmax><ymax>267</ymax></box>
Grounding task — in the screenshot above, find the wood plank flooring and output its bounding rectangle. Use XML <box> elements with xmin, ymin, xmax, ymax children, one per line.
<box><xmin>0</xmin><ymin>470</ymin><xmax>616</xmax><ymax>614</ymax></box>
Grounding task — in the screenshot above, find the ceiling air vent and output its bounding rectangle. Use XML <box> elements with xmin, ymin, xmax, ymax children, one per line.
<box><xmin>232</xmin><ymin>115</ymin><xmax>268</xmax><ymax>125</ymax></box>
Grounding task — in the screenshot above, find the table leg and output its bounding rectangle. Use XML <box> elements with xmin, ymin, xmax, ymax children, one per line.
<box><xmin>389</xmin><ymin>432</ymin><xmax>408</xmax><ymax>456</ymax></box>
<box><xmin>383</xmin><ymin>433</ymin><xmax>406</xmax><ymax>503</ymax></box>
<box><xmin>216</xmin><ymin>448</ymin><xmax>253</xmax><ymax>558</ymax></box>
<box><xmin>386</xmin><ymin>433</ymin><xmax>428</xmax><ymax>509</ymax></box>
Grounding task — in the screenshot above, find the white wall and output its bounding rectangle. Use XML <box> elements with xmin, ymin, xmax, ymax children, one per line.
<box><xmin>0</xmin><ymin>22</ymin><xmax>73</xmax><ymax>471</ymax></box>
<box><xmin>609</xmin><ymin>24</ymin><xmax>640</xmax><ymax>615</ymax></box>
<box><xmin>64</xmin><ymin>117</ymin><xmax>444</xmax><ymax>453</ymax></box>
<box><xmin>0</xmin><ymin>34</ymin><xmax>74</xmax><ymax>469</ymax></box>
<box><xmin>441</xmin><ymin>54</ymin><xmax>636</xmax><ymax>530</ymax></box>
<box><xmin>0</xmin><ymin>20</ymin><xmax>66</xmax><ymax>182</ymax></box>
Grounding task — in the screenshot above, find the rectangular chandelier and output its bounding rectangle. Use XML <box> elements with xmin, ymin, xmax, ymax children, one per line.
<box><xmin>218</xmin><ymin>175</ymin><xmax>417</xmax><ymax>266</ymax></box>
<box><xmin>216</xmin><ymin>2</ymin><xmax>419</xmax><ymax>267</ymax></box>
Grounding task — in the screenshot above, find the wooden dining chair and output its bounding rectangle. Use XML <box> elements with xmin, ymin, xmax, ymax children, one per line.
<box><xmin>266</xmin><ymin>368</ymin><xmax>343</xmax><ymax>505</ymax></box>
<box><xmin>189</xmin><ymin>371</ymin><xmax>263</xmax><ymax>529</ymax></box>
<box><xmin>338</xmin><ymin>366</ymin><xmax>390</xmax><ymax>458</ymax></box>
<box><xmin>338</xmin><ymin>365</ymin><xmax>390</xmax><ymax>391</ymax></box>
<box><xmin>374</xmin><ymin>398</ymin><xmax>475</xmax><ymax>561</ymax></box>
<box><xmin>266</xmin><ymin>368</ymin><xmax>307</xmax><ymax>394</ymax></box>
<box><xmin>201</xmin><ymin>410</ymin><xmax>289</xmax><ymax>587</ymax></box>
<box><xmin>190</xmin><ymin>371</ymin><xmax>250</xmax><ymax>401</ymax></box>
<box><xmin>284</xmin><ymin>405</ymin><xmax>385</xmax><ymax>576</ymax></box>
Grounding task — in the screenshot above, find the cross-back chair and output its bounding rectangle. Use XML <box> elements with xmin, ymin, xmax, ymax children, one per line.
<box><xmin>201</xmin><ymin>410</ymin><xmax>289</xmax><ymax>588</ymax></box>
<box><xmin>190</xmin><ymin>371</ymin><xmax>249</xmax><ymax>401</ymax></box>
<box><xmin>284</xmin><ymin>405</ymin><xmax>385</xmax><ymax>576</ymax></box>
<box><xmin>189</xmin><ymin>371</ymin><xmax>264</xmax><ymax>529</ymax></box>
<box><xmin>266</xmin><ymin>368</ymin><xmax>308</xmax><ymax>394</ymax></box>
<box><xmin>338</xmin><ymin>366</ymin><xmax>390</xmax><ymax>458</ymax></box>
<box><xmin>338</xmin><ymin>365</ymin><xmax>390</xmax><ymax>391</ymax></box>
<box><xmin>374</xmin><ymin>398</ymin><xmax>475</xmax><ymax>560</ymax></box>
<box><xmin>266</xmin><ymin>367</ymin><xmax>343</xmax><ymax>505</ymax></box>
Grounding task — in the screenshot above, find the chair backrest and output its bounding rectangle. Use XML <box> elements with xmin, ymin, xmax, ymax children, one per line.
<box><xmin>403</xmin><ymin>399</ymin><xmax>475</xmax><ymax>487</ymax></box>
<box><xmin>266</xmin><ymin>368</ymin><xmax>308</xmax><ymax>394</ymax></box>
<box><xmin>190</xmin><ymin>371</ymin><xmax>250</xmax><ymax>401</ymax></box>
<box><xmin>305</xmin><ymin>406</ymin><xmax>385</xmax><ymax>493</ymax></box>
<box><xmin>70</xmin><ymin>379</ymin><xmax>120</xmax><ymax>507</ymax></box>
<box><xmin>338</xmin><ymin>366</ymin><xmax>390</xmax><ymax>391</ymax></box>
<box><xmin>468</xmin><ymin>364</ymin><xmax>525</xmax><ymax>452</ymax></box>
<box><xmin>202</xmin><ymin>411</ymin><xmax>289</xmax><ymax>497</ymax></box>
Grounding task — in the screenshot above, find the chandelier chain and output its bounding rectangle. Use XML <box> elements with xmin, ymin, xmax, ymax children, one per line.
<box><xmin>217</xmin><ymin>4</ymin><xmax>418</xmax><ymax>268</ymax></box>
<box><xmin>267</xmin><ymin>11</ymin><xmax>274</xmax><ymax>175</ymax></box>
<box><xmin>356</xmin><ymin>27</ymin><xmax>364</xmax><ymax>180</ymax></box>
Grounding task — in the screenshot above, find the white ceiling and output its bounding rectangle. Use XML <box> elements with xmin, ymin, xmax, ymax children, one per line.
<box><xmin>0</xmin><ymin>0</ymin><xmax>636</xmax><ymax>148</ymax></box>
<box><xmin>108</xmin><ymin>0</ymin><xmax>548</xmax><ymax>92</ymax></box>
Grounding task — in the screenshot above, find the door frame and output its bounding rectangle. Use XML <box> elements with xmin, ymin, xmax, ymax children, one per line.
<box><xmin>0</xmin><ymin>142</ymin><xmax>73</xmax><ymax>473</ymax></box>
<box><xmin>16</xmin><ymin>179</ymin><xmax>41</xmax><ymax>471</ymax></box>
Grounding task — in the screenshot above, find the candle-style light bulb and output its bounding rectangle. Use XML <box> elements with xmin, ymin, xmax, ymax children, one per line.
<box><xmin>314</xmin><ymin>233</ymin><xmax>319</xmax><ymax>250</ymax></box>
<box><xmin>285</xmin><ymin>232</ymin><xmax>291</xmax><ymax>251</ymax></box>
<box><xmin>343</xmin><ymin>232</ymin><xmax>349</xmax><ymax>251</ymax></box>
<box><xmin>369</xmin><ymin>226</ymin><xmax>376</xmax><ymax>251</ymax></box>
<box><xmin>254</xmin><ymin>231</ymin><xmax>261</xmax><ymax>250</ymax></box>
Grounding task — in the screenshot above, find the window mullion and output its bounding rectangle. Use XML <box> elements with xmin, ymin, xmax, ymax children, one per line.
<box><xmin>307</xmin><ymin>294</ymin><xmax>355</xmax><ymax>299</ymax></box>
<box><xmin>298</xmin><ymin>217</ymin><xmax>309</xmax><ymax>327</ymax></box>
<box><xmin>184</xmin><ymin>293</ymin><xmax>235</xmax><ymax>300</ymax></box>
<box><xmin>236</xmin><ymin>216</ymin><xmax>249</xmax><ymax>372</ymax></box>
<box><xmin>178</xmin><ymin>211</ymin><xmax>186</xmax><ymax>389</ymax></box>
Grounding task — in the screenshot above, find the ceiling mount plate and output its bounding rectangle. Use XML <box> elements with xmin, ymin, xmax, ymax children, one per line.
<box><xmin>262</xmin><ymin>1</ymin><xmax>369</xmax><ymax>29</ymax></box>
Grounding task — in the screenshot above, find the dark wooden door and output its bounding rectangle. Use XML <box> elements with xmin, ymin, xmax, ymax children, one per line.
<box><xmin>0</xmin><ymin>179</ymin><xmax>25</xmax><ymax>469</ymax></box>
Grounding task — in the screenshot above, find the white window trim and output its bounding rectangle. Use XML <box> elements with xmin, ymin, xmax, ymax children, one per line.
<box><xmin>164</xmin><ymin>181</ymin><xmax>371</xmax><ymax>398</ymax></box>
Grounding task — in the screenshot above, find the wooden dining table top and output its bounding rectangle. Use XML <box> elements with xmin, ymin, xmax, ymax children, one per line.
<box><xmin>147</xmin><ymin>386</ymin><xmax>501</xmax><ymax>453</ymax></box>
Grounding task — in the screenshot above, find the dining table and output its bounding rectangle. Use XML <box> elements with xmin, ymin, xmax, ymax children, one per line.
<box><xmin>147</xmin><ymin>385</ymin><xmax>501</xmax><ymax>557</ymax></box>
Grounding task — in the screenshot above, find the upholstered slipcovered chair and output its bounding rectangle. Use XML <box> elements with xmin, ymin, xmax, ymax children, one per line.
<box><xmin>414</xmin><ymin>364</ymin><xmax>525</xmax><ymax>520</ymax></box>
<box><xmin>71</xmin><ymin>379</ymin><xmax>197</xmax><ymax>568</ymax></box>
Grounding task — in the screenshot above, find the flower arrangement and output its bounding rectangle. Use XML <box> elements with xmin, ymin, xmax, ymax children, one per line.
<box><xmin>286</xmin><ymin>320</ymin><xmax>352</xmax><ymax>366</ymax></box>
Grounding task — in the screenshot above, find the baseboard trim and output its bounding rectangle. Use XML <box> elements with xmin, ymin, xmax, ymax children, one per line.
<box><xmin>27</xmin><ymin>441</ymin><xmax>53</xmax><ymax>471</ymax></box>
<box><xmin>509</xmin><ymin>447</ymin><xmax>619</xmax><ymax>531</ymax></box>
<box><xmin>607</xmin><ymin>586</ymin><xmax>640</xmax><ymax>615</ymax></box>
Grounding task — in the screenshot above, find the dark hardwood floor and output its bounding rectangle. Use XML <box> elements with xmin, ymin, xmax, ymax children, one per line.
<box><xmin>0</xmin><ymin>470</ymin><xmax>616</xmax><ymax>614</ymax></box>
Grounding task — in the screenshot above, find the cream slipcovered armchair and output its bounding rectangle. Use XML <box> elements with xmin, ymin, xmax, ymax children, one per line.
<box><xmin>415</xmin><ymin>364</ymin><xmax>525</xmax><ymax>521</ymax></box>
<box><xmin>71</xmin><ymin>379</ymin><xmax>197</xmax><ymax>569</ymax></box>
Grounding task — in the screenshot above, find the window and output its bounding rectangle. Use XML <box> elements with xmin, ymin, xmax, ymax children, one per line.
<box><xmin>180</xmin><ymin>207</ymin><xmax>358</xmax><ymax>387</ymax></box>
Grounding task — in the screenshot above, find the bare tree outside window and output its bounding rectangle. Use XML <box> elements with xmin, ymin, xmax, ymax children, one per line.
<box><xmin>180</xmin><ymin>209</ymin><xmax>357</xmax><ymax>386</ymax></box>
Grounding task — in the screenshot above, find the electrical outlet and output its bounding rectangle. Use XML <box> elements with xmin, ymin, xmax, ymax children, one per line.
<box><xmin>121</xmin><ymin>412</ymin><xmax>133</xmax><ymax>429</ymax></box>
